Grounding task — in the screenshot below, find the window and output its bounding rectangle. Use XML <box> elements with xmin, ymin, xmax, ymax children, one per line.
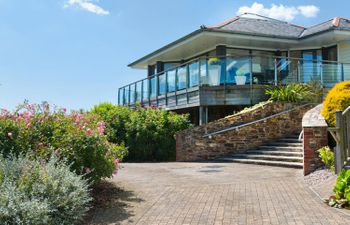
<box><xmin>177</xmin><ymin>66</ymin><xmax>187</xmax><ymax>90</ymax></box>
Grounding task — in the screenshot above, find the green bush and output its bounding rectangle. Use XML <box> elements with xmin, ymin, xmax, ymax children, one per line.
<box><xmin>321</xmin><ymin>81</ymin><xmax>350</xmax><ymax>126</ymax></box>
<box><xmin>333</xmin><ymin>169</ymin><xmax>350</xmax><ymax>205</ymax></box>
<box><xmin>0</xmin><ymin>155</ymin><xmax>91</xmax><ymax>225</ymax></box>
<box><xmin>317</xmin><ymin>146</ymin><xmax>335</xmax><ymax>172</ymax></box>
<box><xmin>265</xmin><ymin>83</ymin><xmax>321</xmax><ymax>103</ymax></box>
<box><xmin>91</xmin><ymin>103</ymin><xmax>192</xmax><ymax>162</ymax></box>
<box><xmin>0</xmin><ymin>102</ymin><xmax>127</xmax><ymax>182</ymax></box>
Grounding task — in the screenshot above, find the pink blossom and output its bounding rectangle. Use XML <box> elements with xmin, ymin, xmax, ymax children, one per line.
<box><xmin>97</xmin><ymin>122</ymin><xmax>105</xmax><ymax>135</ymax></box>
<box><xmin>62</xmin><ymin>108</ymin><xmax>67</xmax><ymax>113</ymax></box>
<box><xmin>85</xmin><ymin>167</ymin><xmax>92</xmax><ymax>174</ymax></box>
<box><xmin>86</xmin><ymin>128</ymin><xmax>93</xmax><ymax>136</ymax></box>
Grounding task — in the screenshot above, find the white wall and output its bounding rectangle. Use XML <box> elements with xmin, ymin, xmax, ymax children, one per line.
<box><xmin>338</xmin><ymin>41</ymin><xmax>350</xmax><ymax>63</ymax></box>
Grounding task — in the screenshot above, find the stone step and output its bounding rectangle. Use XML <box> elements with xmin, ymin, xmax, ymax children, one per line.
<box><xmin>277</xmin><ymin>138</ymin><xmax>302</xmax><ymax>143</ymax></box>
<box><xmin>265</xmin><ymin>142</ymin><xmax>303</xmax><ymax>147</ymax></box>
<box><xmin>218</xmin><ymin>158</ymin><xmax>303</xmax><ymax>168</ymax></box>
<box><xmin>232</xmin><ymin>154</ymin><xmax>303</xmax><ymax>162</ymax></box>
<box><xmin>246</xmin><ymin>150</ymin><xmax>303</xmax><ymax>157</ymax></box>
<box><xmin>259</xmin><ymin>146</ymin><xmax>303</xmax><ymax>151</ymax></box>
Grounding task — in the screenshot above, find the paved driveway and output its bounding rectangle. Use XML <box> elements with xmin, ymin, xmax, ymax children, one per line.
<box><xmin>89</xmin><ymin>163</ymin><xmax>350</xmax><ymax>225</ymax></box>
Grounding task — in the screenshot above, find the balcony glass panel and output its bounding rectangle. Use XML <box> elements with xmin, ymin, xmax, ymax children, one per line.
<box><xmin>177</xmin><ymin>66</ymin><xmax>187</xmax><ymax>90</ymax></box>
<box><xmin>167</xmin><ymin>70</ymin><xmax>176</xmax><ymax>92</ymax></box>
<box><xmin>142</xmin><ymin>79</ymin><xmax>149</xmax><ymax>101</ymax></box>
<box><xmin>124</xmin><ymin>86</ymin><xmax>130</xmax><ymax>105</ymax></box>
<box><xmin>322</xmin><ymin>62</ymin><xmax>341</xmax><ymax>86</ymax></box>
<box><xmin>158</xmin><ymin>73</ymin><xmax>166</xmax><ymax>95</ymax></box>
<box><xmin>199</xmin><ymin>59</ymin><xmax>208</xmax><ymax>85</ymax></box>
<box><xmin>344</xmin><ymin>64</ymin><xmax>350</xmax><ymax>81</ymax></box>
<box><xmin>136</xmin><ymin>81</ymin><xmax>142</xmax><ymax>102</ymax></box>
<box><xmin>279</xmin><ymin>58</ymin><xmax>298</xmax><ymax>84</ymax></box>
<box><xmin>226</xmin><ymin>57</ymin><xmax>250</xmax><ymax>85</ymax></box>
<box><xmin>150</xmin><ymin>77</ymin><xmax>157</xmax><ymax>98</ymax></box>
<box><xmin>129</xmin><ymin>84</ymin><xmax>135</xmax><ymax>104</ymax></box>
<box><xmin>118</xmin><ymin>88</ymin><xmax>123</xmax><ymax>105</ymax></box>
<box><xmin>188</xmin><ymin>61</ymin><xmax>199</xmax><ymax>87</ymax></box>
<box><xmin>208</xmin><ymin>57</ymin><xmax>225</xmax><ymax>86</ymax></box>
<box><xmin>301</xmin><ymin>51</ymin><xmax>322</xmax><ymax>83</ymax></box>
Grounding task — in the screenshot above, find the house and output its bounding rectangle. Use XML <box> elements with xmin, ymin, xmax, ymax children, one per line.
<box><xmin>118</xmin><ymin>13</ymin><xmax>350</xmax><ymax>125</ymax></box>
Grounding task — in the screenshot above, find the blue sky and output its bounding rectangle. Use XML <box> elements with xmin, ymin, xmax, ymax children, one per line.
<box><xmin>0</xmin><ymin>0</ymin><xmax>348</xmax><ymax>110</ymax></box>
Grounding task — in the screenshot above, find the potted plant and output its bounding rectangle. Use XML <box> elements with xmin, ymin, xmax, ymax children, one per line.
<box><xmin>235</xmin><ymin>70</ymin><xmax>247</xmax><ymax>85</ymax></box>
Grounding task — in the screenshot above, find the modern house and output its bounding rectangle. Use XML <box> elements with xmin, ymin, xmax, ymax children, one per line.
<box><xmin>118</xmin><ymin>13</ymin><xmax>350</xmax><ymax>125</ymax></box>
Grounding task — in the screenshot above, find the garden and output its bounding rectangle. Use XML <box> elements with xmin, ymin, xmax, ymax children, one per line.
<box><xmin>0</xmin><ymin>102</ymin><xmax>191</xmax><ymax>224</ymax></box>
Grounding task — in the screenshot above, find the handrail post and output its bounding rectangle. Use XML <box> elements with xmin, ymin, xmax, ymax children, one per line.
<box><xmin>274</xmin><ymin>58</ymin><xmax>278</xmax><ymax>86</ymax></box>
<box><xmin>341</xmin><ymin>63</ymin><xmax>345</xmax><ymax>81</ymax></box>
<box><xmin>335</xmin><ymin>111</ymin><xmax>345</xmax><ymax>174</ymax></box>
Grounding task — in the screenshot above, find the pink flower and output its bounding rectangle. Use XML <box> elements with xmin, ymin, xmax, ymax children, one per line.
<box><xmin>85</xmin><ymin>167</ymin><xmax>92</xmax><ymax>174</ymax></box>
<box><xmin>62</xmin><ymin>108</ymin><xmax>67</xmax><ymax>113</ymax></box>
<box><xmin>7</xmin><ymin>132</ymin><xmax>13</xmax><ymax>138</ymax></box>
<box><xmin>86</xmin><ymin>128</ymin><xmax>92</xmax><ymax>136</ymax></box>
<box><xmin>97</xmin><ymin>122</ymin><xmax>105</xmax><ymax>135</ymax></box>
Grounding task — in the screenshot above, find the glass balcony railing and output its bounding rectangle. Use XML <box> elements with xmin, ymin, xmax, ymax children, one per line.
<box><xmin>118</xmin><ymin>55</ymin><xmax>350</xmax><ymax>106</ymax></box>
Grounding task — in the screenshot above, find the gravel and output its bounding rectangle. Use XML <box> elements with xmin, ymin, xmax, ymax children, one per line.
<box><xmin>304</xmin><ymin>167</ymin><xmax>337</xmax><ymax>187</ymax></box>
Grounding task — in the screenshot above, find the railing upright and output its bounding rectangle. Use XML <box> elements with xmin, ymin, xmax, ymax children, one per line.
<box><xmin>274</xmin><ymin>58</ymin><xmax>278</xmax><ymax>86</ymax></box>
<box><xmin>320</xmin><ymin>64</ymin><xmax>324</xmax><ymax>86</ymax></box>
<box><xmin>297</xmin><ymin>60</ymin><xmax>301</xmax><ymax>83</ymax></box>
<box><xmin>341</xmin><ymin>63</ymin><xmax>345</xmax><ymax>81</ymax></box>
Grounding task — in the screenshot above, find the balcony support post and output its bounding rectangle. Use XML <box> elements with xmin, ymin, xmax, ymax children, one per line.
<box><xmin>199</xmin><ymin>106</ymin><xmax>208</xmax><ymax>126</ymax></box>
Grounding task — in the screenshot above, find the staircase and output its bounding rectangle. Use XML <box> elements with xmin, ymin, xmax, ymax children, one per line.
<box><xmin>217</xmin><ymin>133</ymin><xmax>303</xmax><ymax>168</ymax></box>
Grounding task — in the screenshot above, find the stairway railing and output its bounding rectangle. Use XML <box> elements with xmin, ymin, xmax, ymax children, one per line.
<box><xmin>203</xmin><ymin>103</ymin><xmax>312</xmax><ymax>138</ymax></box>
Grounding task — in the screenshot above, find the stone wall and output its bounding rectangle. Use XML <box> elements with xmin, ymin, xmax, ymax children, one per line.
<box><xmin>302</xmin><ymin>104</ymin><xmax>328</xmax><ymax>175</ymax></box>
<box><xmin>176</xmin><ymin>102</ymin><xmax>314</xmax><ymax>161</ymax></box>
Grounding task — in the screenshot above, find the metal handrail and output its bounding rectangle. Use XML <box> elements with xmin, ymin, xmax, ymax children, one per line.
<box><xmin>203</xmin><ymin>103</ymin><xmax>312</xmax><ymax>138</ymax></box>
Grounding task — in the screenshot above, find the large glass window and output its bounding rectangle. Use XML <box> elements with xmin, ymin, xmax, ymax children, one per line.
<box><xmin>200</xmin><ymin>59</ymin><xmax>208</xmax><ymax>85</ymax></box>
<box><xmin>177</xmin><ymin>66</ymin><xmax>187</xmax><ymax>90</ymax></box>
<box><xmin>167</xmin><ymin>70</ymin><xmax>176</xmax><ymax>92</ymax></box>
<box><xmin>251</xmin><ymin>51</ymin><xmax>275</xmax><ymax>84</ymax></box>
<box><xmin>150</xmin><ymin>77</ymin><xmax>157</xmax><ymax>98</ymax></box>
<box><xmin>158</xmin><ymin>73</ymin><xmax>166</xmax><ymax>95</ymax></box>
<box><xmin>142</xmin><ymin>79</ymin><xmax>149</xmax><ymax>101</ymax></box>
<box><xmin>188</xmin><ymin>61</ymin><xmax>199</xmax><ymax>87</ymax></box>
<box><xmin>226</xmin><ymin>57</ymin><xmax>250</xmax><ymax>85</ymax></box>
<box><xmin>208</xmin><ymin>57</ymin><xmax>224</xmax><ymax>86</ymax></box>
<box><xmin>302</xmin><ymin>50</ymin><xmax>322</xmax><ymax>83</ymax></box>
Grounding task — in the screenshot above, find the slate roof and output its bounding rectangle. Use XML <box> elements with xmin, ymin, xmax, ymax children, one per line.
<box><xmin>208</xmin><ymin>13</ymin><xmax>350</xmax><ymax>39</ymax></box>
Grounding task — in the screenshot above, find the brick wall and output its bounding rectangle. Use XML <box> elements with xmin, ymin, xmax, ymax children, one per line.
<box><xmin>176</xmin><ymin>102</ymin><xmax>314</xmax><ymax>161</ymax></box>
<box><xmin>302</xmin><ymin>104</ymin><xmax>328</xmax><ymax>175</ymax></box>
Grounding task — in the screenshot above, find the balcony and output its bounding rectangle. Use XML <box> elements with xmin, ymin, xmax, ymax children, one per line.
<box><xmin>119</xmin><ymin>55</ymin><xmax>350</xmax><ymax>110</ymax></box>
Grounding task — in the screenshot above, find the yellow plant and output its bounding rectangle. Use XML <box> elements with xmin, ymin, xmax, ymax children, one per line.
<box><xmin>321</xmin><ymin>81</ymin><xmax>350</xmax><ymax>126</ymax></box>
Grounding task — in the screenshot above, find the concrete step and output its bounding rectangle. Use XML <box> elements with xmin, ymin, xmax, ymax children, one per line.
<box><xmin>245</xmin><ymin>150</ymin><xmax>303</xmax><ymax>157</ymax></box>
<box><xmin>218</xmin><ymin>158</ymin><xmax>303</xmax><ymax>168</ymax></box>
<box><xmin>232</xmin><ymin>154</ymin><xmax>303</xmax><ymax>162</ymax></box>
<box><xmin>259</xmin><ymin>146</ymin><xmax>303</xmax><ymax>151</ymax></box>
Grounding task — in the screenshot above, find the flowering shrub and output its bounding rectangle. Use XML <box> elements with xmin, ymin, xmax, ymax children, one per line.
<box><xmin>322</xmin><ymin>81</ymin><xmax>350</xmax><ymax>126</ymax></box>
<box><xmin>0</xmin><ymin>154</ymin><xmax>91</xmax><ymax>225</ymax></box>
<box><xmin>0</xmin><ymin>102</ymin><xmax>127</xmax><ymax>182</ymax></box>
<box><xmin>91</xmin><ymin>103</ymin><xmax>192</xmax><ymax>162</ymax></box>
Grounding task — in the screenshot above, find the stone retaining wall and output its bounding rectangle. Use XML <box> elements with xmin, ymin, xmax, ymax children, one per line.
<box><xmin>176</xmin><ymin>102</ymin><xmax>314</xmax><ymax>161</ymax></box>
<box><xmin>302</xmin><ymin>104</ymin><xmax>328</xmax><ymax>175</ymax></box>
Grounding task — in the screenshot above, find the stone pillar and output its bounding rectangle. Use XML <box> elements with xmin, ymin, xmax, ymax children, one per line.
<box><xmin>302</xmin><ymin>104</ymin><xmax>328</xmax><ymax>175</ymax></box>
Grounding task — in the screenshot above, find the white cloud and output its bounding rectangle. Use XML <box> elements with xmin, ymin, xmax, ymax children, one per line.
<box><xmin>298</xmin><ymin>5</ymin><xmax>320</xmax><ymax>18</ymax></box>
<box><xmin>64</xmin><ymin>0</ymin><xmax>110</xmax><ymax>15</ymax></box>
<box><xmin>237</xmin><ymin>2</ymin><xmax>320</xmax><ymax>21</ymax></box>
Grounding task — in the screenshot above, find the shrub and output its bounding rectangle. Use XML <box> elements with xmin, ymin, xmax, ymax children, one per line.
<box><xmin>265</xmin><ymin>83</ymin><xmax>321</xmax><ymax>103</ymax></box>
<box><xmin>321</xmin><ymin>81</ymin><xmax>350</xmax><ymax>126</ymax></box>
<box><xmin>329</xmin><ymin>169</ymin><xmax>350</xmax><ymax>208</ymax></box>
<box><xmin>317</xmin><ymin>146</ymin><xmax>335</xmax><ymax>172</ymax></box>
<box><xmin>0</xmin><ymin>102</ymin><xmax>127</xmax><ymax>182</ymax></box>
<box><xmin>91</xmin><ymin>103</ymin><xmax>192</xmax><ymax>162</ymax></box>
<box><xmin>90</xmin><ymin>103</ymin><xmax>131</xmax><ymax>144</ymax></box>
<box><xmin>0</xmin><ymin>155</ymin><xmax>92</xmax><ymax>225</ymax></box>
